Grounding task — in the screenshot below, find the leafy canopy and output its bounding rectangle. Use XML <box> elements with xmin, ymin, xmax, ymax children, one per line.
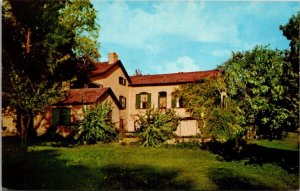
<box><xmin>221</xmin><ymin>45</ymin><xmax>291</xmax><ymax>138</ymax></box>
<box><xmin>2</xmin><ymin>0</ymin><xmax>100</xmax><ymax>143</ymax></box>
<box><xmin>279</xmin><ymin>12</ymin><xmax>299</xmax><ymax>130</ymax></box>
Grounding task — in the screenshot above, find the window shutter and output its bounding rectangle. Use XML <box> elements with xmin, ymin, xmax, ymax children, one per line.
<box><xmin>158</xmin><ymin>93</ymin><xmax>161</xmax><ymax>108</ymax></box>
<box><xmin>171</xmin><ymin>98</ymin><xmax>176</xmax><ymax>108</ymax></box>
<box><xmin>136</xmin><ymin>94</ymin><xmax>141</xmax><ymax>109</ymax></box>
<box><xmin>64</xmin><ymin>108</ymin><xmax>71</xmax><ymax>125</ymax></box>
<box><xmin>124</xmin><ymin>97</ymin><xmax>127</xmax><ymax>109</ymax></box>
<box><xmin>52</xmin><ymin>108</ymin><xmax>60</xmax><ymax>126</ymax></box>
<box><xmin>147</xmin><ymin>93</ymin><xmax>151</xmax><ymax>108</ymax></box>
<box><xmin>179</xmin><ymin>97</ymin><xmax>184</xmax><ymax>107</ymax></box>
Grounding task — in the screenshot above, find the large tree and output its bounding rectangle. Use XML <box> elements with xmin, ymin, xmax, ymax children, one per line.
<box><xmin>221</xmin><ymin>45</ymin><xmax>293</xmax><ymax>139</ymax></box>
<box><xmin>2</xmin><ymin>0</ymin><xmax>100</xmax><ymax>143</ymax></box>
<box><xmin>279</xmin><ymin>12</ymin><xmax>299</xmax><ymax>131</ymax></box>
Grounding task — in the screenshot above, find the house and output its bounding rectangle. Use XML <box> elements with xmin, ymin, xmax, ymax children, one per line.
<box><xmin>34</xmin><ymin>52</ymin><xmax>221</xmax><ymax>137</ymax></box>
<box><xmin>34</xmin><ymin>88</ymin><xmax>121</xmax><ymax>136</ymax></box>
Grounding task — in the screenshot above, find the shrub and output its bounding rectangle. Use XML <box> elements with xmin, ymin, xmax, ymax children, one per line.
<box><xmin>205</xmin><ymin>101</ymin><xmax>244</xmax><ymax>142</ymax></box>
<box><xmin>72</xmin><ymin>102</ymin><xmax>119</xmax><ymax>144</ymax></box>
<box><xmin>136</xmin><ymin>108</ymin><xmax>180</xmax><ymax>147</ymax></box>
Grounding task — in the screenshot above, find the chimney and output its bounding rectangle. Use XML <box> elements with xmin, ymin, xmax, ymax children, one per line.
<box><xmin>108</xmin><ymin>52</ymin><xmax>118</xmax><ymax>64</ymax></box>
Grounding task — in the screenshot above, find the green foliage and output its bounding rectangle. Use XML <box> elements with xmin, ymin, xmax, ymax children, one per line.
<box><xmin>221</xmin><ymin>45</ymin><xmax>294</xmax><ymax>138</ymax></box>
<box><xmin>5</xmin><ymin>69</ymin><xmax>64</xmax><ymax>116</ymax></box>
<box><xmin>173</xmin><ymin>77</ymin><xmax>244</xmax><ymax>142</ymax></box>
<box><xmin>59</xmin><ymin>0</ymin><xmax>100</xmax><ymax>65</ymax></box>
<box><xmin>280</xmin><ymin>11</ymin><xmax>300</xmax><ymax>66</ymax></box>
<box><xmin>2</xmin><ymin>0</ymin><xmax>100</xmax><ymax>143</ymax></box>
<box><xmin>173</xmin><ymin>77</ymin><xmax>225</xmax><ymax>123</ymax></box>
<box><xmin>137</xmin><ymin>108</ymin><xmax>180</xmax><ymax>147</ymax></box>
<box><xmin>72</xmin><ymin>103</ymin><xmax>119</xmax><ymax>144</ymax></box>
<box><xmin>206</xmin><ymin>102</ymin><xmax>244</xmax><ymax>142</ymax></box>
<box><xmin>279</xmin><ymin>12</ymin><xmax>299</xmax><ymax>130</ymax></box>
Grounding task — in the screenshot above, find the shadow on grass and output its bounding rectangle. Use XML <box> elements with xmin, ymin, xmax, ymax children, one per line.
<box><xmin>201</xmin><ymin>140</ymin><xmax>299</xmax><ymax>173</ymax></box>
<box><xmin>2</xmin><ymin>137</ymin><xmax>193</xmax><ymax>190</ymax></box>
<box><xmin>98</xmin><ymin>165</ymin><xmax>193</xmax><ymax>190</ymax></box>
<box><xmin>207</xmin><ymin>167</ymin><xmax>273</xmax><ymax>190</ymax></box>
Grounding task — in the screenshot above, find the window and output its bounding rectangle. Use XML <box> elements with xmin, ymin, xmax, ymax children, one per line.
<box><xmin>136</xmin><ymin>92</ymin><xmax>151</xmax><ymax>109</ymax></box>
<box><xmin>171</xmin><ymin>96</ymin><xmax>183</xmax><ymax>108</ymax></box>
<box><xmin>119</xmin><ymin>76</ymin><xmax>126</xmax><ymax>86</ymax></box>
<box><xmin>52</xmin><ymin>107</ymin><xmax>71</xmax><ymax>126</ymax></box>
<box><xmin>221</xmin><ymin>92</ymin><xmax>227</xmax><ymax>109</ymax></box>
<box><xmin>158</xmin><ymin>91</ymin><xmax>167</xmax><ymax>108</ymax></box>
<box><xmin>119</xmin><ymin>96</ymin><xmax>126</xmax><ymax>109</ymax></box>
<box><xmin>106</xmin><ymin>110</ymin><xmax>112</xmax><ymax>122</ymax></box>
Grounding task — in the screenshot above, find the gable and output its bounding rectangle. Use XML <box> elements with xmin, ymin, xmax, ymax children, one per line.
<box><xmin>55</xmin><ymin>88</ymin><xmax>122</xmax><ymax>109</ymax></box>
<box><xmin>88</xmin><ymin>60</ymin><xmax>132</xmax><ymax>84</ymax></box>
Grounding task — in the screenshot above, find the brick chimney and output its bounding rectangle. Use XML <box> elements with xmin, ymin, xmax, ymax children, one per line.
<box><xmin>108</xmin><ymin>52</ymin><xmax>118</xmax><ymax>64</ymax></box>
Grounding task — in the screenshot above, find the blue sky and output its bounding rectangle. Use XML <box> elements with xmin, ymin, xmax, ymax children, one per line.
<box><xmin>92</xmin><ymin>1</ymin><xmax>299</xmax><ymax>75</ymax></box>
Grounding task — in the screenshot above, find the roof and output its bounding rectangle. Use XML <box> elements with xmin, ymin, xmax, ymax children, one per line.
<box><xmin>56</xmin><ymin>88</ymin><xmax>121</xmax><ymax>108</ymax></box>
<box><xmin>59</xmin><ymin>88</ymin><xmax>109</xmax><ymax>105</ymax></box>
<box><xmin>130</xmin><ymin>70</ymin><xmax>221</xmax><ymax>86</ymax></box>
<box><xmin>89</xmin><ymin>62</ymin><xmax>114</xmax><ymax>76</ymax></box>
<box><xmin>89</xmin><ymin>61</ymin><xmax>132</xmax><ymax>83</ymax></box>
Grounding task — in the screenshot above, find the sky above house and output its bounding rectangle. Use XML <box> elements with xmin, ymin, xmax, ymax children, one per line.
<box><xmin>92</xmin><ymin>1</ymin><xmax>299</xmax><ymax>75</ymax></box>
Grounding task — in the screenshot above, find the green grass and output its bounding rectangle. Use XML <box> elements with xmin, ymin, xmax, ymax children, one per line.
<box><xmin>254</xmin><ymin>132</ymin><xmax>299</xmax><ymax>151</ymax></box>
<box><xmin>2</xmin><ymin>135</ymin><xmax>299</xmax><ymax>190</ymax></box>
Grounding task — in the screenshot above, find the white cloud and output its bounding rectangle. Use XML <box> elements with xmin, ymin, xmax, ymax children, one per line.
<box><xmin>94</xmin><ymin>1</ymin><xmax>241</xmax><ymax>49</ymax></box>
<box><xmin>154</xmin><ymin>56</ymin><xmax>200</xmax><ymax>74</ymax></box>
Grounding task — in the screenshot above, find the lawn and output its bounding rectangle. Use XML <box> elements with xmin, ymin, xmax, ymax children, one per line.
<box><xmin>2</xmin><ymin>134</ymin><xmax>299</xmax><ymax>190</ymax></box>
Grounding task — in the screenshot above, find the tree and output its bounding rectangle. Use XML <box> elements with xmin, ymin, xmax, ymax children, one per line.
<box><xmin>133</xmin><ymin>69</ymin><xmax>143</xmax><ymax>76</ymax></box>
<box><xmin>72</xmin><ymin>103</ymin><xmax>119</xmax><ymax>144</ymax></box>
<box><xmin>136</xmin><ymin>108</ymin><xmax>180</xmax><ymax>147</ymax></box>
<box><xmin>5</xmin><ymin>70</ymin><xmax>63</xmax><ymax>143</ymax></box>
<box><xmin>173</xmin><ymin>77</ymin><xmax>244</xmax><ymax>142</ymax></box>
<box><xmin>2</xmin><ymin>0</ymin><xmax>100</xmax><ymax>143</ymax></box>
<box><xmin>59</xmin><ymin>0</ymin><xmax>100</xmax><ymax>74</ymax></box>
<box><xmin>279</xmin><ymin>12</ymin><xmax>299</xmax><ymax>130</ymax></box>
<box><xmin>221</xmin><ymin>45</ymin><xmax>291</xmax><ymax>139</ymax></box>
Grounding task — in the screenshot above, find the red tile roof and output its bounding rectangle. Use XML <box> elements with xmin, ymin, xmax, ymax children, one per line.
<box><xmin>130</xmin><ymin>70</ymin><xmax>221</xmax><ymax>86</ymax></box>
<box><xmin>59</xmin><ymin>88</ymin><xmax>109</xmax><ymax>105</ymax></box>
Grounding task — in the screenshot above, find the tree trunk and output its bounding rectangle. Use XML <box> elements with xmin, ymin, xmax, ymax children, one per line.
<box><xmin>20</xmin><ymin>114</ymin><xmax>25</xmax><ymax>144</ymax></box>
<box><xmin>24</xmin><ymin>117</ymin><xmax>31</xmax><ymax>144</ymax></box>
<box><xmin>25</xmin><ymin>27</ymin><xmax>31</xmax><ymax>54</ymax></box>
<box><xmin>20</xmin><ymin>114</ymin><xmax>31</xmax><ymax>144</ymax></box>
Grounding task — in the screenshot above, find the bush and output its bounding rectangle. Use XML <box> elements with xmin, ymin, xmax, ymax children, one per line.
<box><xmin>72</xmin><ymin>103</ymin><xmax>119</xmax><ymax>144</ymax></box>
<box><xmin>205</xmin><ymin>101</ymin><xmax>244</xmax><ymax>142</ymax></box>
<box><xmin>136</xmin><ymin>108</ymin><xmax>180</xmax><ymax>147</ymax></box>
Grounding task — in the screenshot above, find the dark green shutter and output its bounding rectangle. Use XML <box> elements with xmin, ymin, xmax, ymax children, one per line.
<box><xmin>171</xmin><ymin>98</ymin><xmax>176</xmax><ymax>108</ymax></box>
<box><xmin>147</xmin><ymin>93</ymin><xmax>151</xmax><ymax>109</ymax></box>
<box><xmin>124</xmin><ymin>97</ymin><xmax>127</xmax><ymax>109</ymax></box>
<box><xmin>64</xmin><ymin>108</ymin><xmax>71</xmax><ymax>125</ymax></box>
<box><xmin>136</xmin><ymin>94</ymin><xmax>141</xmax><ymax>109</ymax></box>
<box><xmin>52</xmin><ymin>108</ymin><xmax>60</xmax><ymax>126</ymax></box>
<box><xmin>158</xmin><ymin>93</ymin><xmax>161</xmax><ymax>108</ymax></box>
<box><xmin>179</xmin><ymin>97</ymin><xmax>184</xmax><ymax>107</ymax></box>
